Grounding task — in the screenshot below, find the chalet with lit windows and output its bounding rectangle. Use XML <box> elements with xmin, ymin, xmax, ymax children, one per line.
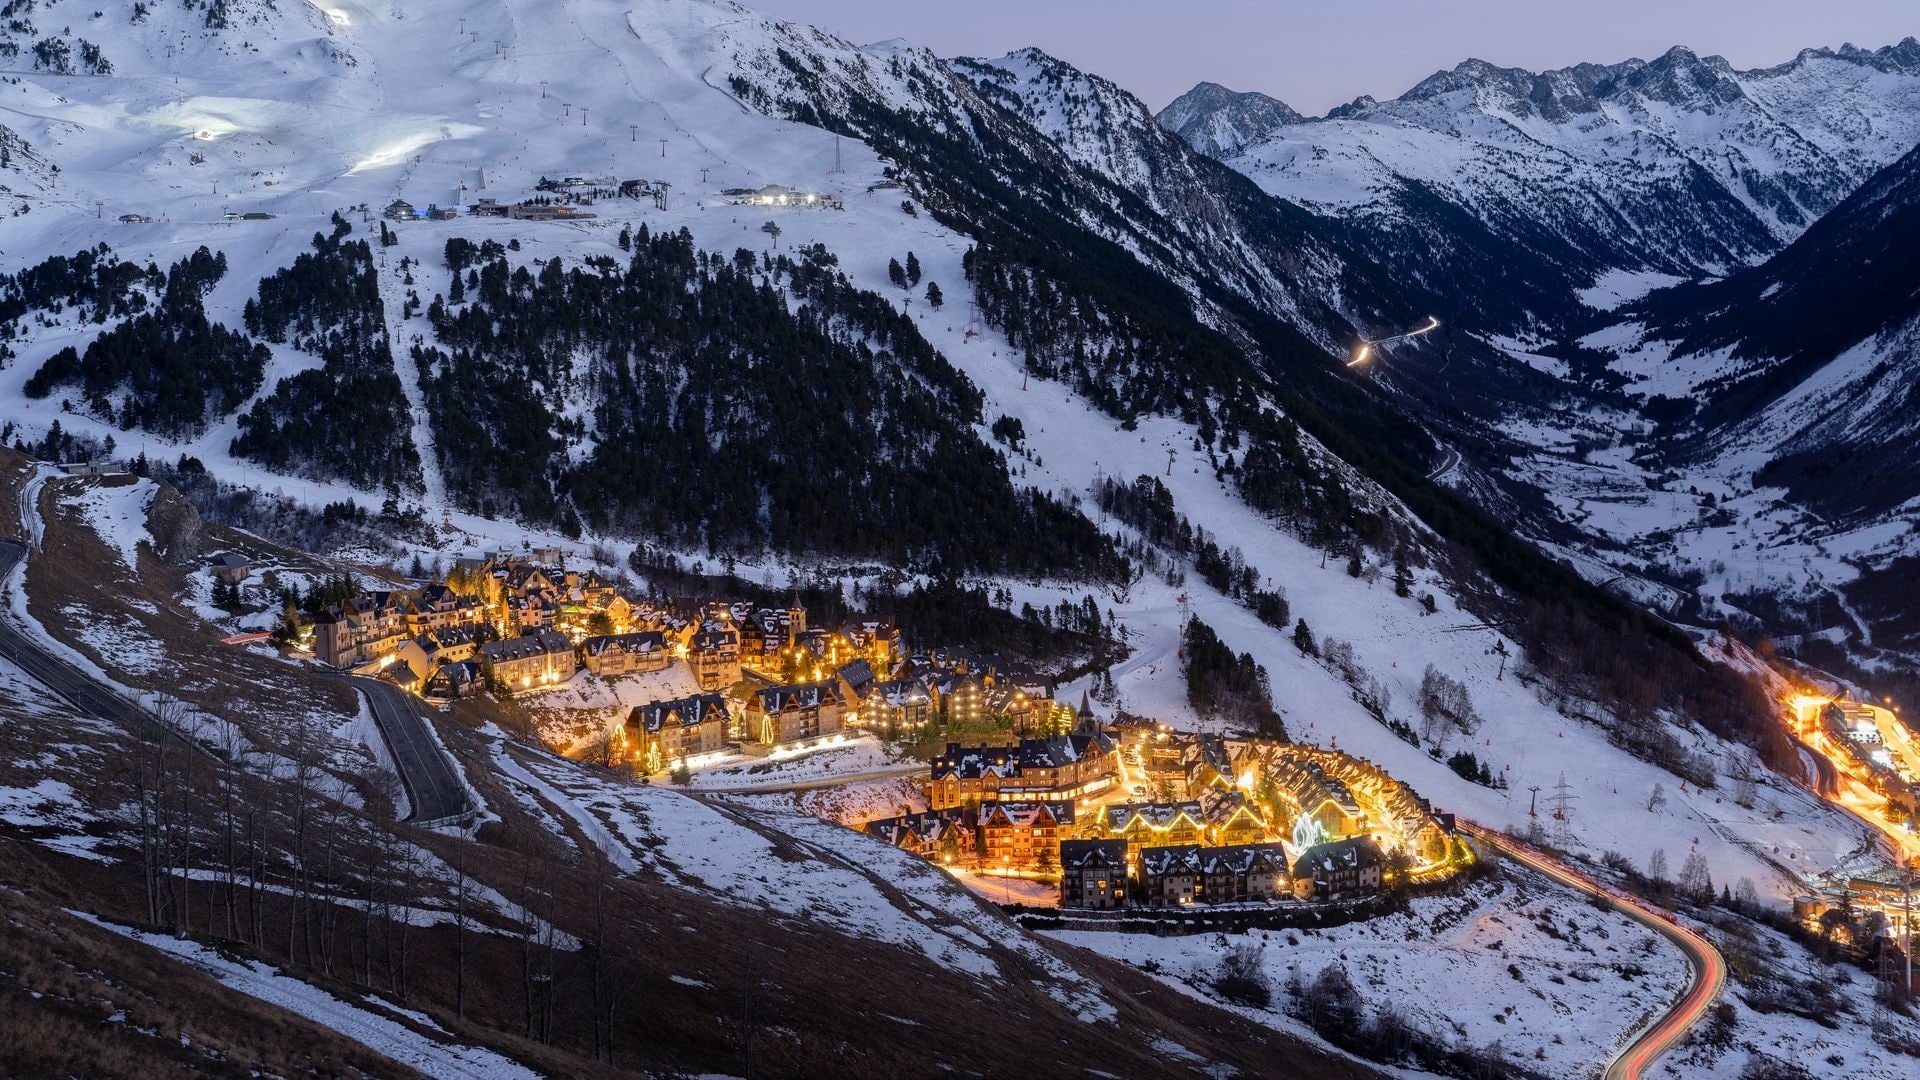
<box><xmin>579</xmin><ymin>631</ymin><xmax>670</xmax><ymax>676</ymax></box>
<box><xmin>385</xmin><ymin>660</ymin><xmax>424</xmax><ymax>693</ymax></box>
<box><xmin>1084</xmin><ymin>802</ymin><xmax>1208</xmax><ymax>857</ymax></box>
<box><xmin>1136</xmin><ymin>845</ymin><xmax>1203</xmax><ymax>907</ymax></box>
<box><xmin>1197</xmin><ymin>843</ymin><xmax>1291</xmax><ymax>904</ymax></box>
<box><xmin>406</xmin><ymin>584</ymin><xmax>486</xmax><ymax>635</ymax></box>
<box><xmin>746</xmin><ymin>679</ymin><xmax>845</xmax><ymax>747</ymax></box>
<box><xmin>509</xmin><ymin>592</ymin><xmax>559</xmax><ymax>632</ymax></box>
<box><xmin>867</xmin><ymin>677</ymin><xmax>934</xmax><ymax>735</ymax></box>
<box><xmin>977</xmin><ymin>801</ymin><xmax>1075</xmax><ymax>871</ymax></box>
<box><xmin>1273</xmin><ymin>757</ymin><xmax>1368</xmax><ymax>840</ymax></box>
<box><xmin>425</xmin><ymin>660</ymin><xmax>484</xmax><ymax>699</ymax></box>
<box><xmin>311</xmin><ymin>595</ymin><xmax>411</xmax><ymax>669</ymax></box>
<box><xmin>689</xmin><ymin>626</ymin><xmax>742</xmax><ymax>689</ymax></box>
<box><xmin>1184</xmin><ymin>734</ymin><xmax>1237</xmax><ymax>793</ymax></box>
<box><xmin>1059</xmin><ymin>839</ymin><xmax>1130</xmax><ymax>909</ymax></box>
<box><xmin>936</xmin><ymin>671</ymin><xmax>987</xmax><ymax>726</ymax></box>
<box><xmin>738</xmin><ymin>605</ymin><xmax>806</xmax><ymax>668</ymax></box>
<box><xmin>1198</xmin><ymin>788</ymin><xmax>1268</xmax><ymax>847</ymax></box>
<box><xmin>480</xmin><ymin>630</ymin><xmax>577</xmax><ymax>691</ymax></box>
<box><xmin>625</xmin><ymin>694</ymin><xmax>730</xmax><ymax>764</ymax></box>
<box><xmin>391</xmin><ymin>627</ymin><xmax>481</xmax><ymax>688</ymax></box>
<box><xmin>1291</xmin><ymin>836</ymin><xmax>1385</xmax><ymax>901</ymax></box>
<box><xmin>863</xmin><ymin>809</ymin><xmax>972</xmax><ymax>860</ymax></box>
<box><xmin>927</xmin><ymin>733</ymin><xmax>1117</xmax><ymax>810</ymax></box>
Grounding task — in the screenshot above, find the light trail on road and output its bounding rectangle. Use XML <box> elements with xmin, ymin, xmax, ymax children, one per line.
<box><xmin>1348</xmin><ymin>314</ymin><xmax>1441</xmax><ymax>367</ymax></box>
<box><xmin>1460</xmin><ymin>822</ymin><xmax>1725</xmax><ymax>1080</ymax></box>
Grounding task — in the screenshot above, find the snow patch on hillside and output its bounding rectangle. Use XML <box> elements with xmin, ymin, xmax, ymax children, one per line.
<box><xmin>1578</xmin><ymin>269</ymin><xmax>1688</xmax><ymax>311</ymax></box>
<box><xmin>76</xmin><ymin>913</ymin><xmax>543</xmax><ymax>1080</ymax></box>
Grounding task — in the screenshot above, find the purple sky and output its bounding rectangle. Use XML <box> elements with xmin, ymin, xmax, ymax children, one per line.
<box><xmin>749</xmin><ymin>0</ymin><xmax>1919</xmax><ymax>114</ymax></box>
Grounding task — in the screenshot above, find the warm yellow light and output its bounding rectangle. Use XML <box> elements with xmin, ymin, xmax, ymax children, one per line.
<box><xmin>1790</xmin><ymin>694</ymin><xmax>1831</xmax><ymax>716</ymax></box>
<box><xmin>1347</xmin><ymin>343</ymin><xmax>1372</xmax><ymax>367</ymax></box>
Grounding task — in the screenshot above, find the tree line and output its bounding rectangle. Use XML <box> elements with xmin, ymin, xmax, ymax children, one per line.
<box><xmin>231</xmin><ymin>217</ymin><xmax>422</xmax><ymax>494</ymax></box>
<box><xmin>418</xmin><ymin>227</ymin><xmax>1125</xmax><ymax>580</ymax></box>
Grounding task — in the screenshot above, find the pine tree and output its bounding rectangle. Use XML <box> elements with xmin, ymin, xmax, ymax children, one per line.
<box><xmin>1392</xmin><ymin>544</ymin><xmax>1413</xmax><ymax>597</ymax></box>
<box><xmin>905</xmin><ymin>251</ymin><xmax>922</xmax><ymax>287</ymax></box>
<box><xmin>888</xmin><ymin>257</ymin><xmax>907</xmax><ymax>290</ymax></box>
<box><xmin>1346</xmin><ymin>549</ymin><xmax>1362</xmax><ymax>578</ymax></box>
<box><xmin>1293</xmin><ymin>618</ymin><xmax>1316</xmax><ymax>657</ymax></box>
<box><xmin>925</xmin><ymin>281</ymin><xmax>943</xmax><ymax>310</ymax></box>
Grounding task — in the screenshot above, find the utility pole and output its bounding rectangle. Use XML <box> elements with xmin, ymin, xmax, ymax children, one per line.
<box><xmin>659</xmin><ymin>138</ymin><xmax>668</xmax><ymax>159</ymax></box>
<box><xmin>700</xmin><ymin>168</ymin><xmax>709</xmax><ymax>185</ymax></box>
<box><xmin>562</xmin><ymin>102</ymin><xmax>572</xmax><ymax>118</ymax></box>
<box><xmin>629</xmin><ymin>124</ymin><xmax>637</xmax><ymax>142</ymax></box>
<box><xmin>1549</xmin><ymin>773</ymin><xmax>1577</xmax><ymax>846</ymax></box>
<box><xmin>1527</xmin><ymin>785</ymin><xmax>1541</xmax><ymax>817</ymax></box>
<box><xmin>540</xmin><ymin>80</ymin><xmax>547</xmax><ymax>98</ymax></box>
<box><xmin>1165</xmin><ymin>447</ymin><xmax>1175</xmax><ymax>477</ymax></box>
<box><xmin>581</xmin><ymin>107</ymin><xmax>588</xmax><ymax>127</ymax></box>
<box><xmin>829</xmin><ymin>133</ymin><xmax>842</xmax><ymax>174</ymax></box>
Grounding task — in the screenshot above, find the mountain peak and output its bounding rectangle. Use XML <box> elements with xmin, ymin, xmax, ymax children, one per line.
<box><xmin>1156</xmin><ymin>80</ymin><xmax>1303</xmax><ymax>158</ymax></box>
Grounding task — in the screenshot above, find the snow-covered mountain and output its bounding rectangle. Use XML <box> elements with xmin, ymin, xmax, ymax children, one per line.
<box><xmin>5</xmin><ymin>4</ymin><xmax>1917</xmax><ymax>1076</ymax></box>
<box><xmin>1160</xmin><ymin>40</ymin><xmax>1920</xmax><ymax>333</ymax></box>
<box><xmin>1500</xmin><ymin>142</ymin><xmax>1920</xmax><ymax>651</ymax></box>
<box><xmin>1156</xmin><ymin>81</ymin><xmax>1302</xmax><ymax>158</ymax></box>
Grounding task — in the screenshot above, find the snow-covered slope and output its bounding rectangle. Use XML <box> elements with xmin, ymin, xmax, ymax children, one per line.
<box><xmin>1157</xmin><ymin>80</ymin><xmax>1302</xmax><ymax>158</ymax></box>
<box><xmin>1476</xmin><ymin>142</ymin><xmax>1920</xmax><ymax>653</ymax></box>
<box><xmin>1168</xmin><ymin>40</ymin><xmax>1920</xmax><ymax>333</ymax></box>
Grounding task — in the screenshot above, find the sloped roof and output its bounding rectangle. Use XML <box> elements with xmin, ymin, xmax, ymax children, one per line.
<box><xmin>628</xmin><ymin>693</ymin><xmax>730</xmax><ymax>732</ymax></box>
<box><xmin>1138</xmin><ymin>844</ymin><xmax>1204</xmax><ymax>877</ymax></box>
<box><xmin>1292</xmin><ymin>835</ymin><xmax>1385</xmax><ymax>878</ymax></box>
<box><xmin>582</xmin><ymin>631</ymin><xmax>665</xmax><ymax>658</ymax></box>
<box><xmin>1060</xmin><ymin>838</ymin><xmax>1128</xmax><ymax>870</ymax></box>
<box><xmin>978</xmin><ymin>801</ymin><xmax>1075</xmax><ymax>828</ymax></box>
<box><xmin>480</xmin><ymin>629</ymin><xmax>572</xmax><ymax>663</ymax></box>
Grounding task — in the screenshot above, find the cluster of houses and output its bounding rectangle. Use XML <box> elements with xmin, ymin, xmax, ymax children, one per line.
<box><xmin>726</xmin><ymin>183</ymin><xmax>844</xmax><ymax>210</ymax></box>
<box><xmin>305</xmin><ymin>550</ymin><xmax>646</xmax><ymax>692</ymax></box>
<box><xmin>384</xmin><ymin>197</ymin><xmax>596</xmax><ymax>223</ymax></box>
<box><xmin>293</xmin><ymin>548</ymin><xmax>1095</xmax><ymax>773</ymax></box>
<box><xmin>863</xmin><ymin>722</ymin><xmax>1452</xmax><ymax>910</ymax></box>
<box><xmin>1058</xmin><ymin>834</ymin><xmax>1386</xmax><ymax>908</ymax></box>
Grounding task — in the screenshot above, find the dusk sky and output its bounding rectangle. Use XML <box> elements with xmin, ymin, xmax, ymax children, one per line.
<box><xmin>748</xmin><ymin>0</ymin><xmax>1920</xmax><ymax>114</ymax></box>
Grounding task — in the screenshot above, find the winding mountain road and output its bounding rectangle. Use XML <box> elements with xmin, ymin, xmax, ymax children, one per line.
<box><xmin>0</xmin><ymin>538</ymin><xmax>214</xmax><ymax>758</ymax></box>
<box><xmin>1462</xmin><ymin>822</ymin><xmax>1725</xmax><ymax>1080</ymax></box>
<box><xmin>332</xmin><ymin>673</ymin><xmax>475</xmax><ymax>827</ymax></box>
<box><xmin>5</xmin><ymin>469</ymin><xmax>471</xmax><ymax>828</ymax></box>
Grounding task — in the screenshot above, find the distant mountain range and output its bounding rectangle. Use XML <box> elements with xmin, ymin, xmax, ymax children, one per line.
<box><xmin>1160</xmin><ymin>40</ymin><xmax>1920</xmax><ymax>334</ymax></box>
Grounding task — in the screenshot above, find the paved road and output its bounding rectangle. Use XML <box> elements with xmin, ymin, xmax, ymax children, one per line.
<box><xmin>3</xmin><ymin>531</ymin><xmax>471</xmax><ymax>827</ymax></box>
<box><xmin>0</xmin><ymin>539</ymin><xmax>216</xmax><ymax>757</ymax></box>
<box><xmin>1462</xmin><ymin>822</ymin><xmax>1726</xmax><ymax>1080</ymax></box>
<box><xmin>336</xmin><ymin>673</ymin><xmax>474</xmax><ymax>826</ymax></box>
